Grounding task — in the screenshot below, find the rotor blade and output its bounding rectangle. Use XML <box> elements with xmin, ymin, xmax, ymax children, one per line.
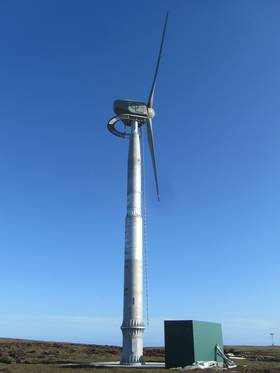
<box><xmin>147</xmin><ymin>12</ymin><xmax>168</xmax><ymax>108</ymax></box>
<box><xmin>146</xmin><ymin>117</ymin><xmax>160</xmax><ymax>200</ymax></box>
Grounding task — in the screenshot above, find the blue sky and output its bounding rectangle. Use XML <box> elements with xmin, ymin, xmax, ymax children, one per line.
<box><xmin>0</xmin><ymin>0</ymin><xmax>280</xmax><ymax>346</ymax></box>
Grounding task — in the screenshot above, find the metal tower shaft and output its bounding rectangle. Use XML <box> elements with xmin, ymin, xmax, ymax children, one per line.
<box><xmin>121</xmin><ymin>120</ymin><xmax>145</xmax><ymax>365</ymax></box>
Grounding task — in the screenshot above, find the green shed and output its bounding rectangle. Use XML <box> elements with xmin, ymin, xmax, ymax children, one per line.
<box><xmin>164</xmin><ymin>320</ymin><xmax>224</xmax><ymax>368</ymax></box>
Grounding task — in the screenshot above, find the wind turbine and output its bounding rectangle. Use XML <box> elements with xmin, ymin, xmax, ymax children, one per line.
<box><xmin>270</xmin><ymin>332</ymin><xmax>275</xmax><ymax>346</ymax></box>
<box><xmin>107</xmin><ymin>13</ymin><xmax>168</xmax><ymax>365</ymax></box>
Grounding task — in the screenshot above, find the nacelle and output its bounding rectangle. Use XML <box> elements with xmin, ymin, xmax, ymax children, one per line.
<box><xmin>114</xmin><ymin>99</ymin><xmax>148</xmax><ymax>117</ymax></box>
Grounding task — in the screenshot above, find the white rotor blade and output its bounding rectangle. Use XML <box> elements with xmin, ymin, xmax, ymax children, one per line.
<box><xmin>147</xmin><ymin>12</ymin><xmax>168</xmax><ymax>109</ymax></box>
<box><xmin>146</xmin><ymin>117</ymin><xmax>160</xmax><ymax>200</ymax></box>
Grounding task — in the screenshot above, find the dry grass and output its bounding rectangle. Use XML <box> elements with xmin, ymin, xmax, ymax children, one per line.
<box><xmin>0</xmin><ymin>338</ymin><xmax>121</xmax><ymax>364</ymax></box>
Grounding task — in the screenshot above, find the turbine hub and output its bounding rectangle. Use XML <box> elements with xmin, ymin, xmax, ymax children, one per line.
<box><xmin>147</xmin><ymin>107</ymin><xmax>155</xmax><ymax>118</ymax></box>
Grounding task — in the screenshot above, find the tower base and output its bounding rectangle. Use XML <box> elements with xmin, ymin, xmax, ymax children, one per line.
<box><xmin>121</xmin><ymin>322</ymin><xmax>145</xmax><ymax>365</ymax></box>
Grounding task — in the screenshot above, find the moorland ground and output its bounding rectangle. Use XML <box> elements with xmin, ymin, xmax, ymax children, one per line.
<box><xmin>1</xmin><ymin>338</ymin><xmax>280</xmax><ymax>372</ymax></box>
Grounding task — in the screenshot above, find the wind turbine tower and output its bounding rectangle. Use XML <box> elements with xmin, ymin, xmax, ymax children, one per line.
<box><xmin>270</xmin><ymin>333</ymin><xmax>275</xmax><ymax>346</ymax></box>
<box><xmin>107</xmin><ymin>14</ymin><xmax>168</xmax><ymax>365</ymax></box>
